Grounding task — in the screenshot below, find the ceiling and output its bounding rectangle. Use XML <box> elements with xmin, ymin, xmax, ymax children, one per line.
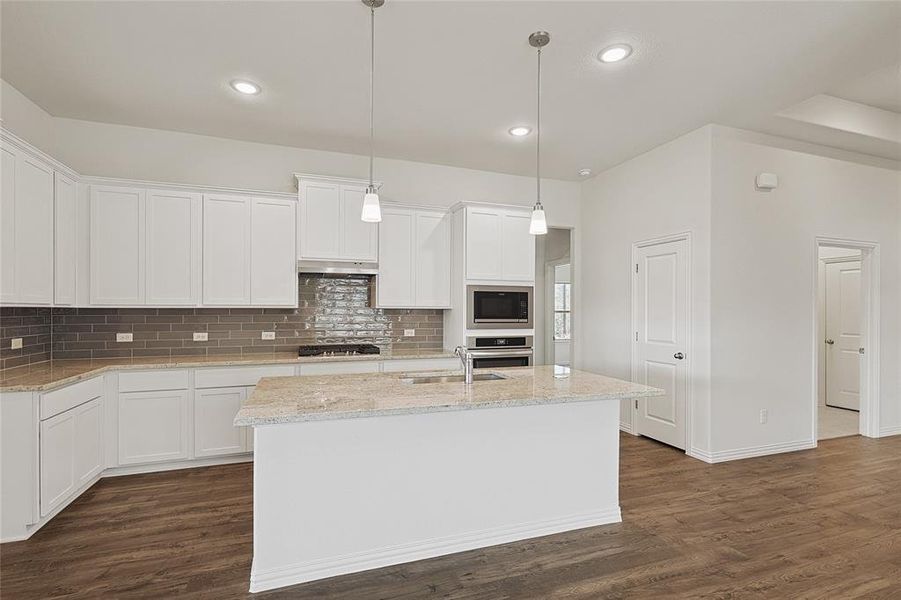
<box><xmin>2</xmin><ymin>1</ymin><xmax>899</xmax><ymax>180</ymax></box>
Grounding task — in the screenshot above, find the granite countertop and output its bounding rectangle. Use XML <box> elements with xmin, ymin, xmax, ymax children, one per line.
<box><xmin>234</xmin><ymin>365</ymin><xmax>664</xmax><ymax>426</ymax></box>
<box><xmin>0</xmin><ymin>350</ymin><xmax>457</xmax><ymax>393</ymax></box>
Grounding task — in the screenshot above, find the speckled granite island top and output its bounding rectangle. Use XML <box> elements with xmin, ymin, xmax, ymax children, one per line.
<box><xmin>0</xmin><ymin>350</ymin><xmax>456</xmax><ymax>392</ymax></box>
<box><xmin>234</xmin><ymin>365</ymin><xmax>664</xmax><ymax>426</ymax></box>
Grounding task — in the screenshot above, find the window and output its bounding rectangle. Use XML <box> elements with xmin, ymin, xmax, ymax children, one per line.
<box><xmin>554</xmin><ymin>282</ymin><xmax>571</xmax><ymax>340</ymax></box>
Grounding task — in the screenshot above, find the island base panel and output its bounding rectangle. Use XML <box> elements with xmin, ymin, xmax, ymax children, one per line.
<box><xmin>249</xmin><ymin>399</ymin><xmax>621</xmax><ymax>592</ymax></box>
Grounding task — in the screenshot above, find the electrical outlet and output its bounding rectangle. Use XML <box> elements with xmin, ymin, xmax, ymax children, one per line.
<box><xmin>261</xmin><ymin>331</ymin><xmax>276</xmax><ymax>340</ymax></box>
<box><xmin>193</xmin><ymin>332</ymin><xmax>209</xmax><ymax>342</ymax></box>
<box><xmin>759</xmin><ymin>409</ymin><xmax>768</xmax><ymax>424</ymax></box>
<box><xmin>404</xmin><ymin>329</ymin><xmax>415</xmax><ymax>337</ymax></box>
<box><xmin>116</xmin><ymin>333</ymin><xmax>133</xmax><ymax>343</ymax></box>
<box><xmin>10</xmin><ymin>338</ymin><xmax>23</xmax><ymax>350</ymax></box>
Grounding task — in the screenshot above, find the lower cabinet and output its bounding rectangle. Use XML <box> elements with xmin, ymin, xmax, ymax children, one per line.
<box><xmin>40</xmin><ymin>398</ymin><xmax>103</xmax><ymax>517</ymax></box>
<box><xmin>194</xmin><ymin>387</ymin><xmax>251</xmax><ymax>457</ymax></box>
<box><xmin>118</xmin><ymin>390</ymin><xmax>190</xmax><ymax>465</ymax></box>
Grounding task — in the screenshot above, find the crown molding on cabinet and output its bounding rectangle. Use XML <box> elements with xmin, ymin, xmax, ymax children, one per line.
<box><xmin>82</xmin><ymin>176</ymin><xmax>297</xmax><ymax>201</ymax></box>
<box><xmin>0</xmin><ymin>127</ymin><xmax>79</xmax><ymax>180</ymax></box>
<box><xmin>294</xmin><ymin>173</ymin><xmax>382</xmax><ymax>191</ymax></box>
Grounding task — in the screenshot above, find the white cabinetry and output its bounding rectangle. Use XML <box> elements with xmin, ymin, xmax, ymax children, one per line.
<box><xmin>464</xmin><ymin>205</ymin><xmax>534</xmax><ymax>283</ymax></box>
<box><xmin>90</xmin><ymin>186</ymin><xmax>145</xmax><ymax>305</ymax></box>
<box><xmin>118</xmin><ymin>390</ymin><xmax>190</xmax><ymax>465</ymax></box>
<box><xmin>54</xmin><ymin>172</ymin><xmax>77</xmax><ymax>305</ymax></box>
<box><xmin>297</xmin><ymin>177</ymin><xmax>378</xmax><ymax>262</ymax></box>
<box><xmin>0</xmin><ymin>145</ymin><xmax>54</xmax><ymax>304</ymax></box>
<box><xmin>40</xmin><ymin>397</ymin><xmax>103</xmax><ymax>517</ymax></box>
<box><xmin>203</xmin><ymin>194</ymin><xmax>251</xmax><ymax>305</ymax></box>
<box><xmin>194</xmin><ymin>387</ymin><xmax>248</xmax><ymax>457</ymax></box>
<box><xmin>146</xmin><ymin>189</ymin><xmax>201</xmax><ymax>305</ymax></box>
<box><xmin>376</xmin><ymin>206</ymin><xmax>450</xmax><ymax>308</ymax></box>
<box><xmin>203</xmin><ymin>194</ymin><xmax>297</xmax><ymax>307</ymax></box>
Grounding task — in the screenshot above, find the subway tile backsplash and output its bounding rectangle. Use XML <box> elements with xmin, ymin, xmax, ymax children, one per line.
<box><xmin>0</xmin><ymin>275</ymin><xmax>443</xmax><ymax>364</ymax></box>
<box><xmin>0</xmin><ymin>307</ymin><xmax>53</xmax><ymax>369</ymax></box>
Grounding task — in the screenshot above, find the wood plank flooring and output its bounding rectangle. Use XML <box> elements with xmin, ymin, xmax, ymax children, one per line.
<box><xmin>2</xmin><ymin>433</ymin><xmax>900</xmax><ymax>599</ymax></box>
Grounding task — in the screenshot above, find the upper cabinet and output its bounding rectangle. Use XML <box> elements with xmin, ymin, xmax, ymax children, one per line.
<box><xmin>0</xmin><ymin>143</ymin><xmax>54</xmax><ymax>305</ymax></box>
<box><xmin>203</xmin><ymin>194</ymin><xmax>297</xmax><ymax>307</ymax></box>
<box><xmin>464</xmin><ymin>205</ymin><xmax>535</xmax><ymax>283</ymax></box>
<box><xmin>146</xmin><ymin>190</ymin><xmax>202</xmax><ymax>305</ymax></box>
<box><xmin>296</xmin><ymin>176</ymin><xmax>378</xmax><ymax>262</ymax></box>
<box><xmin>376</xmin><ymin>206</ymin><xmax>451</xmax><ymax>309</ymax></box>
<box><xmin>53</xmin><ymin>173</ymin><xmax>77</xmax><ymax>306</ymax></box>
<box><xmin>90</xmin><ymin>186</ymin><xmax>146</xmax><ymax>305</ymax></box>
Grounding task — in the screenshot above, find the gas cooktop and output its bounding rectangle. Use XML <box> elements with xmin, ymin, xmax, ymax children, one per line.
<box><xmin>298</xmin><ymin>344</ymin><xmax>381</xmax><ymax>357</ymax></box>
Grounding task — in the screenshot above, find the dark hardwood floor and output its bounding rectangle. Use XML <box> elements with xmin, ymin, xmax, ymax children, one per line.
<box><xmin>3</xmin><ymin>433</ymin><xmax>900</xmax><ymax>599</ymax></box>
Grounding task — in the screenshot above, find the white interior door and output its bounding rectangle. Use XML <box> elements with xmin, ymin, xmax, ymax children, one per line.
<box><xmin>633</xmin><ymin>238</ymin><xmax>689</xmax><ymax>450</ymax></box>
<box><xmin>825</xmin><ymin>260</ymin><xmax>861</xmax><ymax>411</ymax></box>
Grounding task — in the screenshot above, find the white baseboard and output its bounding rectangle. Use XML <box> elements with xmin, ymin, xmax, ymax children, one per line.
<box><xmin>249</xmin><ymin>506</ymin><xmax>622</xmax><ymax>593</ymax></box>
<box><xmin>104</xmin><ymin>454</ymin><xmax>252</xmax><ymax>478</ymax></box>
<box><xmin>691</xmin><ymin>439</ymin><xmax>816</xmax><ymax>464</ymax></box>
<box><xmin>879</xmin><ymin>426</ymin><xmax>901</xmax><ymax>438</ymax></box>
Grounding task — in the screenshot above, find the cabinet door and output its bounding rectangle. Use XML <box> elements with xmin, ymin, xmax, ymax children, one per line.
<box><xmin>341</xmin><ymin>185</ymin><xmax>378</xmax><ymax>261</ymax></box>
<box><xmin>415</xmin><ymin>210</ymin><xmax>451</xmax><ymax>307</ymax></box>
<box><xmin>54</xmin><ymin>172</ymin><xmax>77</xmax><ymax>305</ymax></box>
<box><xmin>202</xmin><ymin>194</ymin><xmax>251</xmax><ymax>305</ymax></box>
<box><xmin>500</xmin><ymin>210</ymin><xmax>535</xmax><ymax>281</ymax></box>
<box><xmin>40</xmin><ymin>398</ymin><xmax>103</xmax><ymax>517</ymax></box>
<box><xmin>465</xmin><ymin>207</ymin><xmax>502</xmax><ymax>280</ymax></box>
<box><xmin>376</xmin><ymin>208</ymin><xmax>414</xmax><ymax>307</ymax></box>
<box><xmin>90</xmin><ymin>186</ymin><xmax>145</xmax><ymax>305</ymax></box>
<box><xmin>0</xmin><ymin>146</ymin><xmax>16</xmax><ymax>303</ymax></box>
<box><xmin>194</xmin><ymin>387</ymin><xmax>247</xmax><ymax>457</ymax></box>
<box><xmin>146</xmin><ymin>190</ymin><xmax>201</xmax><ymax>305</ymax></box>
<box><xmin>16</xmin><ymin>154</ymin><xmax>54</xmax><ymax>304</ymax></box>
<box><xmin>118</xmin><ymin>390</ymin><xmax>190</xmax><ymax>465</ymax></box>
<box><xmin>299</xmin><ymin>180</ymin><xmax>341</xmax><ymax>259</ymax></box>
<box><xmin>251</xmin><ymin>198</ymin><xmax>297</xmax><ymax>306</ymax></box>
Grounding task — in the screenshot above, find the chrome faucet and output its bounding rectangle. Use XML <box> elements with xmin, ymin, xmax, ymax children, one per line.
<box><xmin>454</xmin><ymin>345</ymin><xmax>474</xmax><ymax>384</ymax></box>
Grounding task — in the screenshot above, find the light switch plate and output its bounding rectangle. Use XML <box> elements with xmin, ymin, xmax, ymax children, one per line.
<box><xmin>261</xmin><ymin>331</ymin><xmax>276</xmax><ymax>340</ymax></box>
<box><xmin>116</xmin><ymin>333</ymin><xmax>133</xmax><ymax>343</ymax></box>
<box><xmin>10</xmin><ymin>338</ymin><xmax>23</xmax><ymax>350</ymax></box>
<box><xmin>193</xmin><ymin>332</ymin><xmax>209</xmax><ymax>342</ymax></box>
<box><xmin>404</xmin><ymin>329</ymin><xmax>415</xmax><ymax>337</ymax></box>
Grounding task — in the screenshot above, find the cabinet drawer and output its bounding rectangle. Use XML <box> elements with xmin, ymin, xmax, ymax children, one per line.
<box><xmin>118</xmin><ymin>369</ymin><xmax>190</xmax><ymax>393</ymax></box>
<box><xmin>40</xmin><ymin>377</ymin><xmax>103</xmax><ymax>421</ymax></box>
<box><xmin>298</xmin><ymin>361</ymin><xmax>381</xmax><ymax>375</ymax></box>
<box><xmin>195</xmin><ymin>365</ymin><xmax>297</xmax><ymax>389</ymax></box>
<box><xmin>382</xmin><ymin>358</ymin><xmax>460</xmax><ymax>373</ymax></box>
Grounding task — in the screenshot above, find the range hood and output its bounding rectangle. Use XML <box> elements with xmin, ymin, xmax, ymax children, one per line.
<box><xmin>297</xmin><ymin>260</ymin><xmax>379</xmax><ymax>275</ymax></box>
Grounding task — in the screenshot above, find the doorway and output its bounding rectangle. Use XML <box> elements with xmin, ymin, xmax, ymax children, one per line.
<box><xmin>536</xmin><ymin>227</ymin><xmax>573</xmax><ymax>368</ymax></box>
<box><xmin>814</xmin><ymin>238</ymin><xmax>880</xmax><ymax>441</ymax></box>
<box><xmin>630</xmin><ymin>233</ymin><xmax>691</xmax><ymax>451</ymax></box>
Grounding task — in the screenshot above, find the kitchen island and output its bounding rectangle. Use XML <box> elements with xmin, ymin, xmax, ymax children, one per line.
<box><xmin>235</xmin><ymin>365</ymin><xmax>662</xmax><ymax>593</ymax></box>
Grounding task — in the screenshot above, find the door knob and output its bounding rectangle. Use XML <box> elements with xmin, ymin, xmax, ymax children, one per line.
<box><xmin>825</xmin><ymin>339</ymin><xmax>835</xmax><ymax>345</ymax></box>
<box><xmin>673</xmin><ymin>352</ymin><xmax>684</xmax><ymax>360</ymax></box>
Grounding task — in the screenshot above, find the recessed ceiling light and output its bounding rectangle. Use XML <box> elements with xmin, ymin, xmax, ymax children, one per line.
<box><xmin>598</xmin><ymin>44</ymin><xmax>632</xmax><ymax>64</ymax></box>
<box><xmin>508</xmin><ymin>126</ymin><xmax>532</xmax><ymax>137</ymax></box>
<box><xmin>230</xmin><ymin>79</ymin><xmax>261</xmax><ymax>95</ymax></box>
<box><xmin>578</xmin><ymin>168</ymin><xmax>592</xmax><ymax>177</ymax></box>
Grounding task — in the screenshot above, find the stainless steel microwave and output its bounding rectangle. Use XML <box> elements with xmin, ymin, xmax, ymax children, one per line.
<box><xmin>466</xmin><ymin>285</ymin><xmax>533</xmax><ymax>329</ymax></box>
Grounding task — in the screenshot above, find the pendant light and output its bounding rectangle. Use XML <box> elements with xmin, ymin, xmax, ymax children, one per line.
<box><xmin>528</xmin><ymin>31</ymin><xmax>549</xmax><ymax>236</ymax></box>
<box><xmin>360</xmin><ymin>0</ymin><xmax>384</xmax><ymax>223</ymax></box>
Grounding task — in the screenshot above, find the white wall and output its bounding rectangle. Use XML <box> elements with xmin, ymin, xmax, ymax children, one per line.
<box><xmin>0</xmin><ymin>80</ymin><xmax>580</xmax><ymax>226</ymax></box>
<box><xmin>710</xmin><ymin>126</ymin><xmax>901</xmax><ymax>450</ymax></box>
<box><xmin>578</xmin><ymin>126</ymin><xmax>713</xmax><ymax>453</ymax></box>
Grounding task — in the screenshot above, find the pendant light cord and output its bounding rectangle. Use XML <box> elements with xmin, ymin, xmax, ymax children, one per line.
<box><xmin>536</xmin><ymin>46</ymin><xmax>542</xmax><ymax>208</ymax></box>
<box><xmin>368</xmin><ymin>5</ymin><xmax>375</xmax><ymax>189</ymax></box>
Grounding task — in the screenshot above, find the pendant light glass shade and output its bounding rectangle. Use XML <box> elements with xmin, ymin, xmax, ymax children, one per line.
<box><xmin>361</xmin><ymin>186</ymin><xmax>382</xmax><ymax>223</ymax></box>
<box><xmin>529</xmin><ymin>204</ymin><xmax>548</xmax><ymax>235</ymax></box>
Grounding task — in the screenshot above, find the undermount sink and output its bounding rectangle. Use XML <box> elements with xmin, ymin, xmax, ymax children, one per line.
<box><xmin>401</xmin><ymin>373</ymin><xmax>507</xmax><ymax>385</ymax></box>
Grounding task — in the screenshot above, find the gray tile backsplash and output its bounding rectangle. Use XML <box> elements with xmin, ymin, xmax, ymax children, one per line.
<box><xmin>1</xmin><ymin>275</ymin><xmax>443</xmax><ymax>363</ymax></box>
<box><xmin>0</xmin><ymin>307</ymin><xmax>52</xmax><ymax>369</ymax></box>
